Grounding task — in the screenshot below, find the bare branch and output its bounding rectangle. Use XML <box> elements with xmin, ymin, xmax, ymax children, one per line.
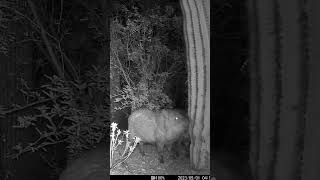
<box><xmin>27</xmin><ymin>0</ymin><xmax>65</xmax><ymax>79</ymax></box>
<box><xmin>1</xmin><ymin>95</ymin><xmax>62</xmax><ymax>116</ymax></box>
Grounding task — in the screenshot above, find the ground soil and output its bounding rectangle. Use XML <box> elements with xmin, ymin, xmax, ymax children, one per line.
<box><xmin>110</xmin><ymin>144</ymin><xmax>211</xmax><ymax>176</ymax></box>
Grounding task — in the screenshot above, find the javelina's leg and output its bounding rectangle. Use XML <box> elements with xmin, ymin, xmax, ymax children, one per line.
<box><xmin>171</xmin><ymin>139</ymin><xmax>190</xmax><ymax>159</ymax></box>
<box><xmin>168</xmin><ymin>144</ymin><xmax>179</xmax><ymax>159</ymax></box>
<box><xmin>156</xmin><ymin>143</ymin><xmax>165</xmax><ymax>163</ymax></box>
<box><xmin>181</xmin><ymin>138</ymin><xmax>191</xmax><ymax>158</ymax></box>
<box><xmin>138</xmin><ymin>142</ymin><xmax>145</xmax><ymax>156</ymax></box>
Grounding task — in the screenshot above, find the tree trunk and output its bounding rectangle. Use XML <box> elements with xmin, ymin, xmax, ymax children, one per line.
<box><xmin>300</xmin><ymin>1</ymin><xmax>320</xmax><ymax>179</ymax></box>
<box><xmin>180</xmin><ymin>0</ymin><xmax>210</xmax><ymax>170</ymax></box>
<box><xmin>247</xmin><ymin>0</ymin><xmax>259</xmax><ymax>178</ymax></box>
<box><xmin>248</xmin><ymin>1</ymin><xmax>279</xmax><ymax>179</ymax></box>
<box><xmin>248</xmin><ymin>0</ymin><xmax>320</xmax><ymax>179</ymax></box>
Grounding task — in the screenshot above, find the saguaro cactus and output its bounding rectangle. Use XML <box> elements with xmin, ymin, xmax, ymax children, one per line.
<box><xmin>180</xmin><ymin>0</ymin><xmax>210</xmax><ymax>170</ymax></box>
<box><xmin>248</xmin><ymin>0</ymin><xmax>320</xmax><ymax>180</ymax></box>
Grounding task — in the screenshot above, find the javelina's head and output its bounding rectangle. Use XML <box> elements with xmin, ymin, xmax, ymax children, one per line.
<box><xmin>164</xmin><ymin>109</ymin><xmax>190</xmax><ymax>140</ymax></box>
<box><xmin>166</xmin><ymin>109</ymin><xmax>190</xmax><ymax>158</ymax></box>
<box><xmin>167</xmin><ymin>109</ymin><xmax>189</xmax><ymax>127</ymax></box>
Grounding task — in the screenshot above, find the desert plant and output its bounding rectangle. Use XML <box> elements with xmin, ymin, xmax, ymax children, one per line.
<box><xmin>110</xmin><ymin>4</ymin><xmax>185</xmax><ymax>111</ymax></box>
<box><xmin>1</xmin><ymin>66</ymin><xmax>109</xmax><ymax>160</ymax></box>
<box><xmin>0</xmin><ymin>0</ymin><xmax>109</xmax><ymax>178</ymax></box>
<box><xmin>110</xmin><ymin>122</ymin><xmax>140</xmax><ymax>170</ymax></box>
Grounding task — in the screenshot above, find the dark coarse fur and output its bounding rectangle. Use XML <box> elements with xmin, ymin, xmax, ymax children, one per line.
<box><xmin>128</xmin><ymin>108</ymin><xmax>189</xmax><ymax>163</ymax></box>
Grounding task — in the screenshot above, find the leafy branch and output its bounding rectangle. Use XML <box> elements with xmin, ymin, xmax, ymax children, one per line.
<box><xmin>110</xmin><ymin>5</ymin><xmax>184</xmax><ymax>111</ymax></box>
<box><xmin>2</xmin><ymin>70</ymin><xmax>109</xmax><ymax>160</ymax></box>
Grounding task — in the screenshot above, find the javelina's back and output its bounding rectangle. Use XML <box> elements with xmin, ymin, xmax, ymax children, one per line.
<box><xmin>128</xmin><ymin>108</ymin><xmax>188</xmax><ymax>143</ymax></box>
<box><xmin>128</xmin><ymin>109</ymin><xmax>159</xmax><ymax>142</ymax></box>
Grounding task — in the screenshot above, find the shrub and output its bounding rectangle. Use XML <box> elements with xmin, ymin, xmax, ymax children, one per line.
<box><xmin>2</xmin><ymin>66</ymin><xmax>109</xmax><ymax>160</ymax></box>
<box><xmin>110</xmin><ymin>4</ymin><xmax>185</xmax><ymax>111</ymax></box>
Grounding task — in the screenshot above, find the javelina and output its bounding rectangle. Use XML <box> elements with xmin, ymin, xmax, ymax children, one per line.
<box><xmin>128</xmin><ymin>108</ymin><xmax>189</xmax><ymax>163</ymax></box>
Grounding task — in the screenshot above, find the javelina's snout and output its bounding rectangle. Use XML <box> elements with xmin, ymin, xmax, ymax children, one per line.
<box><xmin>128</xmin><ymin>108</ymin><xmax>189</xmax><ymax>163</ymax></box>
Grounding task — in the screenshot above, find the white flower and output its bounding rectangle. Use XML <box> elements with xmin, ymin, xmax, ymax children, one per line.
<box><xmin>118</xmin><ymin>139</ymin><xmax>123</xmax><ymax>145</ymax></box>
<box><xmin>134</xmin><ymin>137</ymin><xmax>141</xmax><ymax>143</ymax></box>
<box><xmin>129</xmin><ymin>146</ymin><xmax>135</xmax><ymax>152</ymax></box>
<box><xmin>111</xmin><ymin>122</ymin><xmax>118</xmax><ymax>132</ymax></box>
<box><xmin>123</xmin><ymin>130</ymin><xmax>129</xmax><ymax>135</ymax></box>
